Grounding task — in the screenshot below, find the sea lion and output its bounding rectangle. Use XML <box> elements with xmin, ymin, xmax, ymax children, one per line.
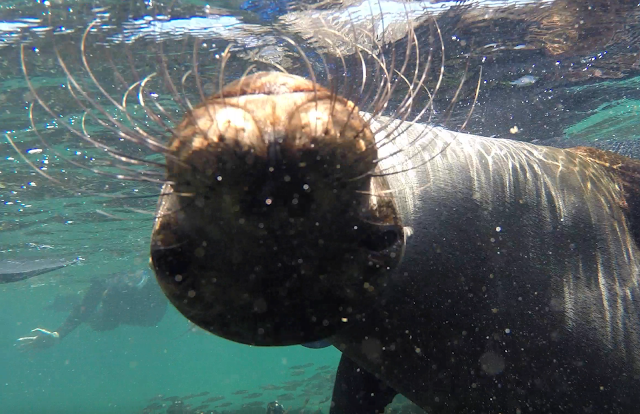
<box><xmin>149</xmin><ymin>68</ymin><xmax>640</xmax><ymax>413</ymax></box>
<box><xmin>16</xmin><ymin>2</ymin><xmax>640</xmax><ymax>413</ymax></box>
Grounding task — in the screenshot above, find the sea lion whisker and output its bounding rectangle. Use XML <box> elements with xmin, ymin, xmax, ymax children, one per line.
<box><xmin>19</xmin><ymin>38</ymin><xmax>172</xmax><ymax>204</ymax></box>
<box><xmin>323</xmin><ymin>59</ymin><xmax>342</xmax><ymax>124</ymax></box>
<box><xmin>360</xmin><ymin>18</ymin><xmax>434</xmax><ymax>155</ymax></box>
<box><xmin>375</xmin><ymin>32</ymin><xmax>476</xmax><ymax>172</ymax></box>
<box><xmin>104</xmin><ymin>171</ymin><xmax>168</xmax><ymax>184</ymax></box>
<box><xmin>133</xmin><ymin>98</ymin><xmax>183</xmax><ymax>169</ymax></box>
<box><xmin>363</xmin><ymin>2</ymin><xmax>422</xmax><ymax>124</ymax></box>
<box><xmin>102</xmin><ymin>46</ymin><xmax>173</xmax><ymax>148</ymax></box>
<box><xmin>306</xmin><ymin>26</ymin><xmax>334</xmax><ymax>86</ymax></box>
<box><xmin>313</xmin><ymin>34</ymin><xmax>341</xmax><ymax>118</ymax></box>
<box><xmin>386</xmin><ymin>25</ymin><xmax>432</xmax><ymax>124</ymax></box>
<box><xmin>58</xmin><ymin>68</ymin><xmax>161</xmax><ymax>161</ymax></box>
<box><xmin>115</xmin><ymin>192</ymin><xmax>175</xmax><ymax>200</ymax></box>
<box><xmin>240</xmin><ymin>64</ymin><xmax>259</xmax><ymax>84</ymax></box>
<box><xmin>340</xmin><ymin>11</ymin><xmax>393</xmax><ymax>119</ymax></box>
<box><xmin>188</xmin><ymin>38</ymin><xmax>232</xmax><ymax>147</ymax></box>
<box><xmin>104</xmin><ymin>44</ymin><xmax>170</xmax><ymax>139</ymax></box>
<box><xmin>77</xmin><ymin>112</ymin><xmax>168</xmax><ymax>171</ymax></box>
<box><xmin>319</xmin><ymin>60</ymin><xmax>350</xmax><ymax>143</ymax></box>
<box><xmin>191</xmin><ymin>38</ymin><xmax>209</xmax><ymax>111</ymax></box>
<box><xmin>440</xmin><ymin>58</ymin><xmax>471</xmax><ymax>128</ymax></box>
<box><xmin>353</xmin><ymin>35</ymin><xmax>392</xmax><ymax>119</ymax></box>
<box><xmin>266</xmin><ymin>60</ymin><xmax>289</xmax><ymax>74</ymax></box>
<box><xmin>459</xmin><ymin>66</ymin><xmax>483</xmax><ymax>132</ymax></box>
<box><xmin>278</xmin><ymin>35</ymin><xmax>327</xmax><ymax>144</ymax></box>
<box><xmin>114</xmin><ymin>73</ymin><xmax>172</xmax><ymax>142</ymax></box>
<box><xmin>394</xmin><ymin>19</ymin><xmax>441</xmax><ymax>126</ymax></box>
<box><xmin>419</xmin><ymin>18</ymin><xmax>446</xmax><ymax>124</ymax></box>
<box><xmin>374</xmin><ymin>19</ymin><xmax>446</xmax><ymax>163</ymax></box>
<box><xmin>312</xmin><ymin>14</ymin><xmax>388</xmax><ymax>117</ymax></box>
<box><xmin>63</xmin><ymin>77</ymin><xmax>162</xmax><ymax>153</ymax></box>
<box><xmin>281</xmin><ymin>35</ymin><xmax>320</xmax><ymax>95</ymax></box>
<box><xmin>152</xmin><ymin>194</ymin><xmax>199</xmax><ymax>221</ymax></box>
<box><xmin>136</xmin><ymin>72</ymin><xmax>179</xmax><ymax>137</ymax></box>
<box><xmin>179</xmin><ymin>70</ymin><xmax>197</xmax><ymax>110</ymax></box>
<box><xmin>414</xmin><ymin>77</ymin><xmax>436</xmax><ymax>124</ymax></box>
<box><xmin>373</xmin><ymin>0</ymin><xmax>388</xmax><ymax>47</ymax></box>
<box><xmin>309</xmin><ymin>29</ymin><xmax>367</xmax><ymax>144</ymax></box>
<box><xmin>118</xmin><ymin>207</ymin><xmax>156</xmax><ymax>217</ymax></box>
<box><xmin>28</xmin><ymin>103</ymin><xmax>164</xmax><ymax>188</ymax></box>
<box><xmin>371</xmin><ymin>93</ymin><xmax>437</xmax><ymax>163</ymax></box>
<box><xmin>28</xmin><ymin>105</ymin><xmax>113</xmax><ymax>177</ymax></box>
<box><xmin>349</xmin><ymin>5</ymin><xmax>390</xmax><ymax>112</ymax></box>
<box><xmin>371</xmin><ymin>6</ymin><xmax>419</xmax><ymax>118</ymax></box>
<box><xmin>4</xmin><ymin>134</ymin><xmax>64</xmax><ymax>186</ymax></box>
<box><xmin>353</xmin><ymin>35</ymin><xmax>377</xmax><ymax>110</ymax></box>
<box><xmin>359</xmin><ymin>0</ymin><xmax>395</xmax><ymax>113</ymax></box>
<box><xmin>310</xmin><ymin>25</ymin><xmax>372</xmax><ymax>116</ymax></box>
<box><xmin>75</xmin><ymin>21</ymin><xmax>170</xmax><ymax>154</ymax></box>
<box><xmin>7</xmin><ymin>126</ymin><xmax>158</xmax><ymax>206</ymax></box>
<box><xmin>110</xmin><ymin>163</ymin><xmax>165</xmax><ymax>179</ymax></box>
<box><xmin>94</xmin><ymin>209</ymin><xmax>129</xmax><ymax>220</ymax></box>
<box><xmin>371</xmin><ymin>60</ymin><xmax>432</xmax><ymax>153</ymax></box>
<box><xmin>177</xmin><ymin>64</ymin><xmax>227</xmax><ymax>163</ymax></box>
<box><xmin>380</xmin><ymin>18</ymin><xmax>444</xmax><ymax>147</ymax></box>
<box><xmin>85</xmin><ymin>192</ymin><xmax>171</xmax><ymax>218</ymax></box>
<box><xmin>190</xmin><ymin>37</ymin><xmax>228</xmax><ymax>144</ymax></box>
<box><xmin>184</xmin><ymin>42</ymin><xmax>235</xmax><ymax>148</ymax></box>
<box><xmin>155</xmin><ymin>41</ymin><xmax>195</xmax><ymax>116</ymax></box>
<box><xmin>341</xmin><ymin>41</ymin><xmax>392</xmax><ymax>134</ymax></box>
<box><xmin>314</xmin><ymin>19</ymin><xmax>349</xmax><ymax>98</ymax></box>
<box><xmin>21</xmin><ymin>46</ymin><xmax>149</xmax><ymax>169</ymax></box>
<box><xmin>355</xmin><ymin>188</ymin><xmax>413</xmax><ymax>201</ymax></box>
<box><xmin>217</xmin><ymin>43</ymin><xmax>235</xmax><ymax>99</ymax></box>
<box><xmin>371</xmin><ymin>124</ymin><xmax>437</xmax><ymax>167</ymax></box>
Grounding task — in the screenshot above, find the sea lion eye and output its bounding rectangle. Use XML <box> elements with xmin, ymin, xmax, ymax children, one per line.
<box><xmin>360</xmin><ymin>228</ymin><xmax>400</xmax><ymax>252</ymax></box>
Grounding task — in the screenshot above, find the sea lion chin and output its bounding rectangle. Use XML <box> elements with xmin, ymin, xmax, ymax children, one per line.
<box><xmin>150</xmin><ymin>71</ymin><xmax>405</xmax><ymax>346</ymax></box>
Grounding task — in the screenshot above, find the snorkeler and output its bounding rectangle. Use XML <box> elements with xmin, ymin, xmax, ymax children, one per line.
<box><xmin>17</xmin><ymin>269</ymin><xmax>168</xmax><ymax>350</ymax></box>
<box><xmin>266</xmin><ymin>401</ymin><xmax>286</xmax><ymax>414</ymax></box>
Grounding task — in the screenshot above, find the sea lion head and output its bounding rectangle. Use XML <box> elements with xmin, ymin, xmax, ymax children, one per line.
<box><xmin>150</xmin><ymin>71</ymin><xmax>405</xmax><ymax>346</ymax></box>
<box><xmin>17</xmin><ymin>1</ymin><xmax>441</xmax><ymax>347</ymax></box>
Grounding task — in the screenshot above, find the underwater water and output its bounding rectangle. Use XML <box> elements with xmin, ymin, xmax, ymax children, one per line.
<box><xmin>0</xmin><ymin>0</ymin><xmax>639</xmax><ymax>413</ymax></box>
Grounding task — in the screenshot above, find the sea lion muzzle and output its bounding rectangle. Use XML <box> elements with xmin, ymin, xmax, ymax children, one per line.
<box><xmin>150</xmin><ymin>72</ymin><xmax>404</xmax><ymax>346</ymax></box>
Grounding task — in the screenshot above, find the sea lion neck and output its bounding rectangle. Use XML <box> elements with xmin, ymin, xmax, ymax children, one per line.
<box><xmin>151</xmin><ymin>71</ymin><xmax>405</xmax><ymax>346</ymax></box>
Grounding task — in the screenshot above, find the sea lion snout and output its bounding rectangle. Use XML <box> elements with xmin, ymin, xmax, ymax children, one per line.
<box><xmin>151</xmin><ymin>71</ymin><xmax>404</xmax><ymax>346</ymax></box>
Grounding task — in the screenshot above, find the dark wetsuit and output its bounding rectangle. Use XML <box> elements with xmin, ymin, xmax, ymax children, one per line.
<box><xmin>56</xmin><ymin>271</ymin><xmax>168</xmax><ymax>339</ymax></box>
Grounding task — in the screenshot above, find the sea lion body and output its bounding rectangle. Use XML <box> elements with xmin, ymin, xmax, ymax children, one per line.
<box><xmin>149</xmin><ymin>72</ymin><xmax>640</xmax><ymax>413</ymax></box>
<box><xmin>328</xmin><ymin>118</ymin><xmax>640</xmax><ymax>412</ymax></box>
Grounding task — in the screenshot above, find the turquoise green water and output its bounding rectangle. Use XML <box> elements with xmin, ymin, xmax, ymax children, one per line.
<box><xmin>565</xmin><ymin>98</ymin><xmax>640</xmax><ymax>143</ymax></box>
<box><xmin>0</xmin><ymin>190</ymin><xmax>341</xmax><ymax>414</ymax></box>
<box><xmin>2</xmin><ymin>1</ymin><xmax>640</xmax><ymax>413</ymax></box>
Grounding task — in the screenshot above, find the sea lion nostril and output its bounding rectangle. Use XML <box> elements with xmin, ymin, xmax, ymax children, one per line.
<box><xmin>267</xmin><ymin>141</ymin><xmax>282</xmax><ymax>165</ymax></box>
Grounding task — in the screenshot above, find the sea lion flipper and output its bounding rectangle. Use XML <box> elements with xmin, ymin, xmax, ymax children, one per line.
<box><xmin>329</xmin><ymin>355</ymin><xmax>398</xmax><ymax>414</ymax></box>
